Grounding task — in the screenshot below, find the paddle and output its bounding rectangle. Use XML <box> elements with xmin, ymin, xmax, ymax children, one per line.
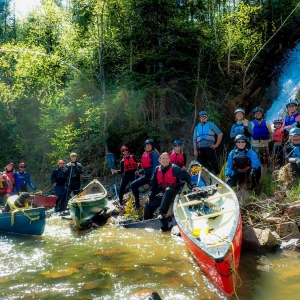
<box><xmin>106</xmin><ymin>153</ymin><xmax>118</xmax><ymax>200</ymax></box>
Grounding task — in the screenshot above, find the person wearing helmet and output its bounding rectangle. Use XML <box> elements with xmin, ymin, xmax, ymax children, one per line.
<box><xmin>230</xmin><ymin>108</ymin><xmax>253</xmax><ymax>148</ymax></box>
<box><xmin>50</xmin><ymin>160</ymin><xmax>67</xmax><ymax>212</ymax></box>
<box><xmin>130</xmin><ymin>139</ymin><xmax>159</xmax><ymax>208</ymax></box>
<box><xmin>169</xmin><ymin>140</ymin><xmax>186</xmax><ymax>170</ymax></box>
<box><xmin>0</xmin><ymin>162</ymin><xmax>14</xmax><ymax>207</ymax></box>
<box><xmin>111</xmin><ymin>146</ymin><xmax>138</xmax><ymax>206</ymax></box>
<box><xmin>193</xmin><ymin>110</ymin><xmax>223</xmax><ymax>175</ymax></box>
<box><xmin>285</xmin><ymin>128</ymin><xmax>300</xmax><ymax>185</ymax></box>
<box><xmin>272</xmin><ymin>117</ymin><xmax>284</xmax><ymax>167</ymax></box>
<box><xmin>281</xmin><ymin>98</ymin><xmax>300</xmax><ymax>139</ymax></box>
<box><xmin>225</xmin><ymin>134</ymin><xmax>261</xmax><ymax>194</ymax></box>
<box><xmin>64</xmin><ymin>152</ymin><xmax>83</xmax><ymax>203</ymax></box>
<box><xmin>249</xmin><ymin>106</ymin><xmax>273</xmax><ymax>176</ymax></box>
<box><xmin>13</xmin><ymin>162</ymin><xmax>36</xmax><ymax>194</ymax></box>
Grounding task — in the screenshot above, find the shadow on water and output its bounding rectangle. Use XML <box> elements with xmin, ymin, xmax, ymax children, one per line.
<box><xmin>1</xmin><ymin>215</ymin><xmax>300</xmax><ymax>299</ymax></box>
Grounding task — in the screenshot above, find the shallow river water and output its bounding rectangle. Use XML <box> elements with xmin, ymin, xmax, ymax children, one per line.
<box><xmin>1</xmin><ymin>214</ymin><xmax>300</xmax><ymax>300</ymax></box>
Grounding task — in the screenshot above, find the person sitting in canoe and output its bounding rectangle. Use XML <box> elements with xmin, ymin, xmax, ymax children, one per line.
<box><xmin>51</xmin><ymin>160</ymin><xmax>67</xmax><ymax>212</ymax></box>
<box><xmin>13</xmin><ymin>162</ymin><xmax>36</xmax><ymax>194</ymax></box>
<box><xmin>225</xmin><ymin>134</ymin><xmax>261</xmax><ymax>194</ymax></box>
<box><xmin>284</xmin><ymin>128</ymin><xmax>300</xmax><ymax>185</ymax></box>
<box><xmin>145</xmin><ymin>152</ymin><xmax>201</xmax><ymax>230</ymax></box>
<box><xmin>169</xmin><ymin>140</ymin><xmax>187</xmax><ymax>170</ymax></box>
<box><xmin>111</xmin><ymin>145</ymin><xmax>139</xmax><ymax>206</ymax></box>
<box><xmin>130</xmin><ymin>139</ymin><xmax>159</xmax><ymax>208</ymax></box>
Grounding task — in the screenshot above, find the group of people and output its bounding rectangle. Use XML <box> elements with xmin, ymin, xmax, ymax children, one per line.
<box><xmin>0</xmin><ymin>162</ymin><xmax>36</xmax><ymax>210</ymax></box>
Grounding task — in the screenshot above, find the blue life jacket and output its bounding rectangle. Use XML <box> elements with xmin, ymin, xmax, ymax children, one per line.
<box><xmin>252</xmin><ymin>120</ymin><xmax>269</xmax><ymax>141</ymax></box>
<box><xmin>232</xmin><ymin>149</ymin><xmax>251</xmax><ymax>172</ymax></box>
<box><xmin>284</xmin><ymin>112</ymin><xmax>300</xmax><ymax>126</ymax></box>
<box><xmin>196</xmin><ymin>122</ymin><xmax>215</xmax><ymax>143</ymax></box>
<box><xmin>290</xmin><ymin>146</ymin><xmax>300</xmax><ymax>158</ymax></box>
<box><xmin>191</xmin><ymin>174</ymin><xmax>207</xmax><ymax>187</ymax></box>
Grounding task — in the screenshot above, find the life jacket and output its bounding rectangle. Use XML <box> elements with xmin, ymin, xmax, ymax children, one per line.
<box><xmin>124</xmin><ymin>155</ymin><xmax>138</xmax><ymax>172</ymax></box>
<box><xmin>140</xmin><ymin>151</ymin><xmax>152</xmax><ymax>169</ymax></box>
<box><xmin>232</xmin><ymin>149</ymin><xmax>251</xmax><ymax>172</ymax></box>
<box><xmin>290</xmin><ymin>146</ymin><xmax>300</xmax><ymax>158</ymax></box>
<box><xmin>196</xmin><ymin>122</ymin><xmax>215</xmax><ymax>144</ymax></box>
<box><xmin>284</xmin><ymin>112</ymin><xmax>300</xmax><ymax>126</ymax></box>
<box><xmin>252</xmin><ymin>119</ymin><xmax>269</xmax><ymax>141</ymax></box>
<box><xmin>0</xmin><ymin>173</ymin><xmax>8</xmax><ymax>190</ymax></box>
<box><xmin>169</xmin><ymin>151</ymin><xmax>184</xmax><ymax>168</ymax></box>
<box><xmin>157</xmin><ymin>166</ymin><xmax>177</xmax><ymax>189</ymax></box>
<box><xmin>273</xmin><ymin>128</ymin><xmax>283</xmax><ymax>143</ymax></box>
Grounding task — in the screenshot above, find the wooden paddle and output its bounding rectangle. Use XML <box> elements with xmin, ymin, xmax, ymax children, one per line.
<box><xmin>106</xmin><ymin>153</ymin><xmax>118</xmax><ymax>200</ymax></box>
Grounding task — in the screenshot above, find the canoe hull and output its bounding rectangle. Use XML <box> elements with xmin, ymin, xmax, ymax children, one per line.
<box><xmin>0</xmin><ymin>207</ymin><xmax>46</xmax><ymax>236</ymax></box>
<box><xmin>33</xmin><ymin>195</ymin><xmax>58</xmax><ymax>208</ymax></box>
<box><xmin>68</xmin><ymin>179</ymin><xmax>108</xmax><ymax>229</ymax></box>
<box><xmin>174</xmin><ymin>161</ymin><xmax>242</xmax><ymax>296</ymax></box>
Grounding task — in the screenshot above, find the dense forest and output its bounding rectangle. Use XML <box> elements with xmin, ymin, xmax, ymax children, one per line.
<box><xmin>0</xmin><ymin>0</ymin><xmax>300</xmax><ymax>187</ymax></box>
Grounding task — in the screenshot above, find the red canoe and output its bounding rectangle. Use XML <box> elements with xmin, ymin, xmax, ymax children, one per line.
<box><xmin>174</xmin><ymin>161</ymin><xmax>242</xmax><ymax>296</ymax></box>
<box><xmin>33</xmin><ymin>194</ymin><xmax>58</xmax><ymax>209</ymax></box>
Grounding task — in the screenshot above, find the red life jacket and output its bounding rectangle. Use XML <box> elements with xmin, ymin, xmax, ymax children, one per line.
<box><xmin>157</xmin><ymin>166</ymin><xmax>177</xmax><ymax>188</ymax></box>
<box><xmin>273</xmin><ymin>128</ymin><xmax>283</xmax><ymax>143</ymax></box>
<box><xmin>169</xmin><ymin>151</ymin><xmax>184</xmax><ymax>167</ymax></box>
<box><xmin>141</xmin><ymin>151</ymin><xmax>151</xmax><ymax>169</ymax></box>
<box><xmin>124</xmin><ymin>155</ymin><xmax>138</xmax><ymax>172</ymax></box>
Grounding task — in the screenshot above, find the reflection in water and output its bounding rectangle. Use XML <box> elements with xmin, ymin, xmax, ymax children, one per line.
<box><xmin>0</xmin><ymin>215</ymin><xmax>300</xmax><ymax>299</ymax></box>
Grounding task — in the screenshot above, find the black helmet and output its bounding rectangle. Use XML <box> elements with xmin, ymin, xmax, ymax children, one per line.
<box><xmin>234</xmin><ymin>134</ymin><xmax>247</xmax><ymax>143</ymax></box>
<box><xmin>144</xmin><ymin>139</ymin><xmax>154</xmax><ymax>146</ymax></box>
<box><xmin>252</xmin><ymin>106</ymin><xmax>263</xmax><ymax>114</ymax></box>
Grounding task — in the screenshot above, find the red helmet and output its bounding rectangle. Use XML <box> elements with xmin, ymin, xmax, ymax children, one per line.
<box><xmin>19</xmin><ymin>162</ymin><xmax>26</xmax><ymax>168</ymax></box>
<box><xmin>120</xmin><ymin>146</ymin><xmax>129</xmax><ymax>152</ymax></box>
<box><xmin>57</xmin><ymin>160</ymin><xmax>65</xmax><ymax>166</ymax></box>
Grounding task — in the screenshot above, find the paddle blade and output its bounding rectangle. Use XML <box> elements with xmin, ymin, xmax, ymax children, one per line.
<box><xmin>106</xmin><ymin>153</ymin><xmax>115</xmax><ymax>169</ymax></box>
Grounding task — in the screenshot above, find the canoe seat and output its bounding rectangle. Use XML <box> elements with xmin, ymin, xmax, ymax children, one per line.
<box><xmin>178</xmin><ymin>192</ymin><xmax>232</xmax><ymax>207</ymax></box>
<box><xmin>191</xmin><ymin>209</ymin><xmax>236</xmax><ymax>221</ymax></box>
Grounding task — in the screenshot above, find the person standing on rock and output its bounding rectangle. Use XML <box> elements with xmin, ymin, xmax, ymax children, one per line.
<box><xmin>111</xmin><ymin>145</ymin><xmax>138</xmax><ymax>206</ymax></box>
<box><xmin>65</xmin><ymin>153</ymin><xmax>83</xmax><ymax>199</ymax></box>
<box><xmin>225</xmin><ymin>134</ymin><xmax>261</xmax><ymax>195</ymax></box>
<box><xmin>193</xmin><ymin>110</ymin><xmax>223</xmax><ymax>175</ymax></box>
<box><xmin>130</xmin><ymin>139</ymin><xmax>159</xmax><ymax>208</ymax></box>
<box><xmin>249</xmin><ymin>107</ymin><xmax>273</xmax><ymax>177</ymax></box>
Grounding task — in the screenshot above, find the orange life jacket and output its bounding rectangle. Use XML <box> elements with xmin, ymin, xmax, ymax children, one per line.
<box><xmin>124</xmin><ymin>155</ymin><xmax>138</xmax><ymax>172</ymax></box>
<box><xmin>169</xmin><ymin>151</ymin><xmax>184</xmax><ymax>167</ymax></box>
<box><xmin>273</xmin><ymin>128</ymin><xmax>283</xmax><ymax>143</ymax></box>
<box><xmin>157</xmin><ymin>166</ymin><xmax>177</xmax><ymax>189</ymax></box>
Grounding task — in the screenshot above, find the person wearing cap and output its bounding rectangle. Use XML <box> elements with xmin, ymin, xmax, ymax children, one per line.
<box><xmin>169</xmin><ymin>140</ymin><xmax>187</xmax><ymax>170</ymax></box>
<box><xmin>65</xmin><ymin>153</ymin><xmax>83</xmax><ymax>200</ymax></box>
<box><xmin>272</xmin><ymin>117</ymin><xmax>284</xmax><ymax>167</ymax></box>
<box><xmin>130</xmin><ymin>139</ymin><xmax>159</xmax><ymax>208</ymax></box>
<box><xmin>225</xmin><ymin>134</ymin><xmax>261</xmax><ymax>194</ymax></box>
<box><xmin>230</xmin><ymin>108</ymin><xmax>253</xmax><ymax>149</ymax></box>
<box><xmin>249</xmin><ymin>107</ymin><xmax>273</xmax><ymax>176</ymax></box>
<box><xmin>0</xmin><ymin>162</ymin><xmax>14</xmax><ymax>207</ymax></box>
<box><xmin>281</xmin><ymin>99</ymin><xmax>300</xmax><ymax>140</ymax></box>
<box><xmin>145</xmin><ymin>152</ymin><xmax>201</xmax><ymax>230</ymax></box>
<box><xmin>111</xmin><ymin>146</ymin><xmax>138</xmax><ymax>206</ymax></box>
<box><xmin>193</xmin><ymin>110</ymin><xmax>223</xmax><ymax>175</ymax></box>
<box><xmin>285</xmin><ymin>128</ymin><xmax>300</xmax><ymax>184</ymax></box>
<box><xmin>13</xmin><ymin>162</ymin><xmax>36</xmax><ymax>194</ymax></box>
<box><xmin>50</xmin><ymin>160</ymin><xmax>67</xmax><ymax>212</ymax></box>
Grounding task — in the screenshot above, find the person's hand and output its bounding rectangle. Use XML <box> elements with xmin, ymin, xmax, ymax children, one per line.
<box><xmin>249</xmin><ymin>169</ymin><xmax>257</xmax><ymax>181</ymax></box>
<box><xmin>111</xmin><ymin>169</ymin><xmax>116</xmax><ymax>174</ymax></box>
<box><xmin>135</xmin><ymin>171</ymin><xmax>139</xmax><ymax>176</ymax></box>
<box><xmin>182</xmin><ymin>166</ymin><xmax>187</xmax><ymax>170</ymax></box>
<box><xmin>193</xmin><ymin>150</ymin><xmax>199</xmax><ymax>157</ymax></box>
<box><xmin>210</xmin><ymin>144</ymin><xmax>218</xmax><ymax>149</ymax></box>
<box><xmin>53</xmin><ymin>182</ymin><xmax>57</xmax><ymax>186</ymax></box>
<box><xmin>243</xmin><ymin>120</ymin><xmax>248</xmax><ymax>126</ymax></box>
<box><xmin>225</xmin><ymin>177</ymin><xmax>231</xmax><ymax>184</ymax></box>
<box><xmin>71</xmin><ymin>163</ymin><xmax>75</xmax><ymax>167</ymax></box>
<box><xmin>192</xmin><ymin>186</ymin><xmax>201</xmax><ymax>191</ymax></box>
<box><xmin>295</xmin><ymin>158</ymin><xmax>300</xmax><ymax>168</ymax></box>
<box><xmin>6</xmin><ymin>193</ymin><xmax>10</xmax><ymax>199</ymax></box>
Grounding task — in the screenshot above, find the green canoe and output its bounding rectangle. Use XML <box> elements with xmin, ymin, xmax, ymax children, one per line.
<box><xmin>68</xmin><ymin>179</ymin><xmax>108</xmax><ymax>229</ymax></box>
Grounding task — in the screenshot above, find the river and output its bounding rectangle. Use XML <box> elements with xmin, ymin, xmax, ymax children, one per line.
<box><xmin>0</xmin><ymin>213</ymin><xmax>300</xmax><ymax>300</ymax></box>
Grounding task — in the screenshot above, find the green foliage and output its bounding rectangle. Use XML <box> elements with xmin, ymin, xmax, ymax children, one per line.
<box><xmin>259</xmin><ymin>174</ymin><xmax>277</xmax><ymax>197</ymax></box>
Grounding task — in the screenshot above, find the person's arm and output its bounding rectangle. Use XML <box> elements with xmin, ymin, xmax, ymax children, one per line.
<box><xmin>51</xmin><ymin>170</ymin><xmax>57</xmax><ymax>184</ymax></box>
<box><xmin>225</xmin><ymin>152</ymin><xmax>234</xmax><ymax>177</ymax></box>
<box><xmin>149</xmin><ymin>168</ymin><xmax>159</xmax><ymax>201</ymax></box>
<box><xmin>210</xmin><ymin>133</ymin><xmax>223</xmax><ymax>149</ymax></box>
<box><xmin>26</xmin><ymin>173</ymin><xmax>36</xmax><ymax>190</ymax></box>
<box><xmin>151</xmin><ymin>152</ymin><xmax>159</xmax><ymax>177</ymax></box>
<box><xmin>182</xmin><ymin>153</ymin><xmax>187</xmax><ymax>169</ymax></box>
<box><xmin>229</xmin><ymin>124</ymin><xmax>237</xmax><ymax>138</ymax></box>
<box><xmin>13</xmin><ymin>172</ymin><xmax>20</xmax><ymax>192</ymax></box>
<box><xmin>267</xmin><ymin>122</ymin><xmax>273</xmax><ymax>140</ymax></box>
<box><xmin>249</xmin><ymin>150</ymin><xmax>261</xmax><ymax>169</ymax></box>
<box><xmin>193</xmin><ymin>126</ymin><xmax>199</xmax><ymax>156</ymax></box>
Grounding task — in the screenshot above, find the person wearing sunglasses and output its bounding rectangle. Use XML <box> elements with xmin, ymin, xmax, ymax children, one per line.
<box><xmin>111</xmin><ymin>146</ymin><xmax>138</xmax><ymax>206</ymax></box>
<box><xmin>193</xmin><ymin>110</ymin><xmax>223</xmax><ymax>175</ymax></box>
<box><xmin>225</xmin><ymin>134</ymin><xmax>261</xmax><ymax>194</ymax></box>
<box><xmin>13</xmin><ymin>162</ymin><xmax>36</xmax><ymax>194</ymax></box>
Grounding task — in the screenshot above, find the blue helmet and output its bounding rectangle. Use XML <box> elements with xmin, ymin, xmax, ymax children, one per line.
<box><xmin>252</xmin><ymin>106</ymin><xmax>263</xmax><ymax>114</ymax></box>
<box><xmin>144</xmin><ymin>139</ymin><xmax>154</xmax><ymax>146</ymax></box>
<box><xmin>199</xmin><ymin>110</ymin><xmax>208</xmax><ymax>116</ymax></box>
<box><xmin>286</xmin><ymin>98</ymin><xmax>298</xmax><ymax>108</ymax></box>
<box><xmin>289</xmin><ymin>128</ymin><xmax>300</xmax><ymax>136</ymax></box>
<box><xmin>234</xmin><ymin>108</ymin><xmax>245</xmax><ymax>115</ymax></box>
<box><xmin>173</xmin><ymin>140</ymin><xmax>181</xmax><ymax>146</ymax></box>
<box><xmin>234</xmin><ymin>134</ymin><xmax>247</xmax><ymax>142</ymax></box>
